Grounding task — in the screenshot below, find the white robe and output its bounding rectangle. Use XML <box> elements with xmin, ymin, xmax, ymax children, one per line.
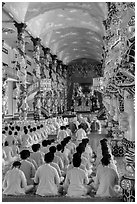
<box><xmin>3</xmin><ymin>168</ymin><xmax>27</xmax><ymax>195</ymax></box>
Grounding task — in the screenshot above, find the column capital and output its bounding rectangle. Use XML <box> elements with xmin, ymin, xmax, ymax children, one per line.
<box><xmin>31</xmin><ymin>37</ymin><xmax>41</xmax><ymax>47</ymax></box>
<box><xmin>14</xmin><ymin>22</ymin><xmax>27</xmax><ymax>34</ymax></box>
<box><xmin>42</xmin><ymin>47</ymin><xmax>50</xmax><ymax>56</ymax></box>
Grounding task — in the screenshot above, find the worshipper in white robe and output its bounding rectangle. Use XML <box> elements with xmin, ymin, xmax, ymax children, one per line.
<box><xmin>64</xmin><ymin>137</ymin><xmax>76</xmax><ymax>163</ymax></box>
<box><xmin>30</xmin><ymin>143</ymin><xmax>44</xmax><ymax>167</ymax></box>
<box><xmin>3</xmin><ymin>161</ymin><xmax>33</xmax><ymax>195</ymax></box>
<box><xmin>76</xmin><ymin>124</ymin><xmax>87</xmax><ymax>143</ymax></box>
<box><xmin>29</xmin><ymin>128</ymin><xmax>38</xmax><ymax>144</ymax></box>
<box><xmin>90</xmin><ymin>116</ymin><xmax>101</xmax><ymax>132</ymax></box>
<box><xmin>5</xmin><ymin>130</ymin><xmax>16</xmax><ymax>146</ymax></box>
<box><xmin>102</xmin><ymin>152</ymin><xmax>119</xmax><ymax>176</ymax></box>
<box><xmin>11</xmin><ymin>138</ymin><xmax>20</xmax><ymax>157</ymax></box>
<box><xmin>95</xmin><ymin>138</ymin><xmax>108</xmax><ymax>167</ymax></box>
<box><xmin>56</xmin><ymin>143</ymin><xmax>70</xmax><ymax>171</ymax></box>
<box><xmin>76</xmin><ymin>144</ymin><xmax>93</xmax><ymax>176</ymax></box>
<box><xmin>57</xmin><ymin>126</ymin><xmax>68</xmax><ymax>142</ymax></box>
<box><xmin>49</xmin><ymin>146</ymin><xmax>64</xmax><ymax>171</ymax></box>
<box><xmin>66</xmin><ymin>125</ymin><xmax>72</xmax><ymax>136</ymax></box>
<box><xmin>92</xmin><ymin>157</ymin><xmax>119</xmax><ymax>197</ymax></box>
<box><xmin>34</xmin><ymin>127</ymin><xmax>42</xmax><ymax>143</ymax></box>
<box><xmin>63</xmin><ymin>155</ymin><xmax>90</xmax><ymax>197</ymax></box>
<box><xmin>39</xmin><ymin>124</ymin><xmax>47</xmax><ymax>140</ymax></box>
<box><xmin>20</xmin><ymin>150</ymin><xmax>36</xmax><ymax>185</ymax></box>
<box><xmin>3</xmin><ymin>141</ymin><xmax>17</xmax><ymax>165</ymax></box>
<box><xmin>31</xmin><ymin>127</ymin><xmax>40</xmax><ymax>143</ymax></box>
<box><xmin>20</xmin><ymin>129</ymin><xmax>32</xmax><ymax>151</ymax></box>
<box><xmin>66</xmin><ymin>137</ymin><xmax>76</xmax><ymax>155</ymax></box>
<box><xmin>40</xmin><ymin>140</ymin><xmax>51</xmax><ymax>154</ymax></box>
<box><xmin>52</xmin><ymin>118</ymin><xmax>60</xmax><ymax>133</ymax></box>
<box><xmin>49</xmin><ymin>152</ymin><xmax>64</xmax><ymax>183</ymax></box>
<box><xmin>34</xmin><ymin>152</ymin><xmax>61</xmax><ymax>196</ymax></box>
<box><xmin>72</xmin><ymin>116</ymin><xmax>80</xmax><ymax>129</ymax></box>
<box><xmin>82</xmin><ymin>138</ymin><xmax>93</xmax><ymax>159</ymax></box>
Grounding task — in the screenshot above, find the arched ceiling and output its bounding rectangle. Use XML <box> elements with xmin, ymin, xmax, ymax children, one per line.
<box><xmin>2</xmin><ymin>2</ymin><xmax>108</xmax><ymax>64</ymax></box>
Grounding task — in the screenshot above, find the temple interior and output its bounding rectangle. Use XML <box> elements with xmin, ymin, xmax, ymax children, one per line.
<box><xmin>2</xmin><ymin>2</ymin><xmax>135</xmax><ymax>202</ymax></box>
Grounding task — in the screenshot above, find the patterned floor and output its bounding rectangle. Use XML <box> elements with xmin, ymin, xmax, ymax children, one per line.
<box><xmin>2</xmin><ymin>194</ymin><xmax>123</xmax><ymax>202</ymax></box>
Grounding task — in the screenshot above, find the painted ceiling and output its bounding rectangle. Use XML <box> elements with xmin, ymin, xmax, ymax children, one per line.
<box><xmin>2</xmin><ymin>2</ymin><xmax>108</xmax><ymax>64</ymax></box>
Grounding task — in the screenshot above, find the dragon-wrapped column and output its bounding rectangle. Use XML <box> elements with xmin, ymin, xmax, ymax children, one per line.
<box><xmin>14</xmin><ymin>22</ymin><xmax>28</xmax><ymax>121</ymax></box>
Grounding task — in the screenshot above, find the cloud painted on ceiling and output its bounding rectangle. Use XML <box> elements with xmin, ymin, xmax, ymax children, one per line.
<box><xmin>4</xmin><ymin>2</ymin><xmax>108</xmax><ymax>64</ymax></box>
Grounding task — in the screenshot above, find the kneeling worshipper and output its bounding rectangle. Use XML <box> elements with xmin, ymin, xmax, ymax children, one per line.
<box><xmin>2</xmin><ymin>141</ymin><xmax>17</xmax><ymax>165</ymax></box>
<box><xmin>34</xmin><ymin>152</ymin><xmax>62</xmax><ymax>196</ymax></box>
<box><xmin>30</xmin><ymin>144</ymin><xmax>44</xmax><ymax>167</ymax></box>
<box><xmin>2</xmin><ymin>161</ymin><xmax>34</xmax><ymax>195</ymax></box>
<box><xmin>75</xmin><ymin>124</ymin><xmax>87</xmax><ymax>145</ymax></box>
<box><xmin>57</xmin><ymin>126</ymin><xmax>68</xmax><ymax>142</ymax></box>
<box><xmin>63</xmin><ymin>154</ymin><xmax>91</xmax><ymax>197</ymax></box>
<box><xmin>91</xmin><ymin>156</ymin><xmax>120</xmax><ymax>197</ymax></box>
<box><xmin>90</xmin><ymin>116</ymin><xmax>101</xmax><ymax>132</ymax></box>
<box><xmin>19</xmin><ymin>150</ymin><xmax>36</xmax><ymax>185</ymax></box>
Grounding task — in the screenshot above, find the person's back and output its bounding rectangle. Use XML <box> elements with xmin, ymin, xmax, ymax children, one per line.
<box><xmin>85</xmin><ymin>144</ymin><xmax>93</xmax><ymax>159</ymax></box>
<box><xmin>27</xmin><ymin>157</ymin><xmax>38</xmax><ymax>170</ymax></box>
<box><xmin>11</xmin><ymin>142</ymin><xmax>19</xmax><ymax>157</ymax></box>
<box><xmin>66</xmin><ymin>125</ymin><xmax>72</xmax><ymax>136</ymax></box>
<box><xmin>76</xmin><ymin>126</ymin><xmax>87</xmax><ymax>141</ymax></box>
<box><xmin>57</xmin><ymin>150</ymin><xmax>69</xmax><ymax>170</ymax></box>
<box><xmin>30</xmin><ymin>151</ymin><xmax>43</xmax><ymax>166</ymax></box>
<box><xmin>30</xmin><ymin>144</ymin><xmax>44</xmax><ymax>167</ymax></box>
<box><xmin>3</xmin><ymin>161</ymin><xmax>33</xmax><ymax>195</ymax></box>
<box><xmin>53</xmin><ymin>154</ymin><xmax>64</xmax><ymax>170</ymax></box>
<box><xmin>5</xmin><ymin>131</ymin><xmax>15</xmax><ymax>146</ymax></box>
<box><xmin>40</xmin><ymin>140</ymin><xmax>49</xmax><ymax>154</ymax></box>
<box><xmin>34</xmin><ymin>153</ymin><xmax>60</xmax><ymax>196</ymax></box>
<box><xmin>65</xmin><ymin>140</ymin><xmax>76</xmax><ymax>157</ymax></box>
<box><xmin>3</xmin><ymin>142</ymin><xmax>14</xmax><ymax>163</ymax></box>
<box><xmin>3</xmin><ymin>161</ymin><xmax>28</xmax><ymax>195</ymax></box>
<box><xmin>64</xmin><ymin>156</ymin><xmax>89</xmax><ymax>197</ymax></box>
<box><xmin>19</xmin><ymin>150</ymin><xmax>36</xmax><ymax>185</ymax></box>
<box><xmin>57</xmin><ymin>127</ymin><xmax>67</xmax><ymax>142</ymax></box>
<box><xmin>93</xmin><ymin>158</ymin><xmax>119</xmax><ymax>197</ymax></box>
<box><xmin>90</xmin><ymin>117</ymin><xmax>101</xmax><ymax>132</ymax></box>
<box><xmin>50</xmin><ymin>162</ymin><xmax>61</xmax><ymax>177</ymax></box>
<box><xmin>20</xmin><ymin>160</ymin><xmax>35</xmax><ymax>185</ymax></box>
<box><xmin>3</xmin><ymin>167</ymin><xmax>26</xmax><ymax>195</ymax></box>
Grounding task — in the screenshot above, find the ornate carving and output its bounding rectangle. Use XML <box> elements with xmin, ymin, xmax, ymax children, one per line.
<box><xmin>68</xmin><ymin>63</ymin><xmax>102</xmax><ymax>79</ymax></box>
<box><xmin>14</xmin><ymin>22</ymin><xmax>28</xmax><ymax>121</ymax></box>
<box><xmin>103</xmin><ymin>2</ymin><xmax>135</xmax><ymax>100</ymax></box>
<box><xmin>31</xmin><ymin>37</ymin><xmax>41</xmax><ymax>79</ymax></box>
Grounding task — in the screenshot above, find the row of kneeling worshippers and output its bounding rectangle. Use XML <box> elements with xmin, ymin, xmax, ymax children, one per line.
<box><xmin>2</xmin><ymin>120</ymin><xmax>122</xmax><ymax>198</ymax></box>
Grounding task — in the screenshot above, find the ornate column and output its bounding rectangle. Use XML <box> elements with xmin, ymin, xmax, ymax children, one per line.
<box><xmin>31</xmin><ymin>37</ymin><xmax>41</xmax><ymax>79</ymax></box>
<box><xmin>31</xmin><ymin>37</ymin><xmax>42</xmax><ymax>119</ymax></box>
<box><xmin>14</xmin><ymin>22</ymin><xmax>28</xmax><ymax>121</ymax></box>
